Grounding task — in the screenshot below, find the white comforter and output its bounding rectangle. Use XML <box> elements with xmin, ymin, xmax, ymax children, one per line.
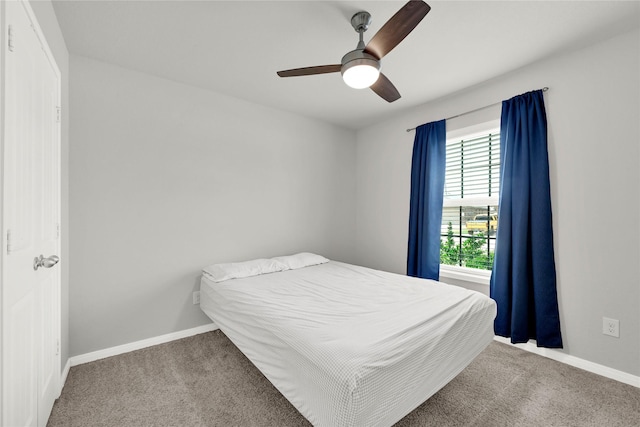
<box><xmin>200</xmin><ymin>261</ymin><xmax>496</xmax><ymax>427</ymax></box>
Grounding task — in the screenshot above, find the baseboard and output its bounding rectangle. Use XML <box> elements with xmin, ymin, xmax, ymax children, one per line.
<box><xmin>69</xmin><ymin>323</ymin><xmax>219</xmax><ymax>368</ymax></box>
<box><xmin>493</xmin><ymin>336</ymin><xmax>640</xmax><ymax>388</ymax></box>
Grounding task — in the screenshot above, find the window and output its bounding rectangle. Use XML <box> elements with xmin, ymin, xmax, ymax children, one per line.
<box><xmin>440</xmin><ymin>122</ymin><xmax>500</xmax><ymax>274</ymax></box>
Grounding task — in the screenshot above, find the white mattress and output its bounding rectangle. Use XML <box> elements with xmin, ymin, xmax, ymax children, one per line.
<box><xmin>200</xmin><ymin>261</ymin><xmax>496</xmax><ymax>427</ymax></box>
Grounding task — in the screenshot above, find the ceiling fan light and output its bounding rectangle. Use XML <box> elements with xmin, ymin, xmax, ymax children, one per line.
<box><xmin>342</xmin><ymin>59</ymin><xmax>380</xmax><ymax>89</ymax></box>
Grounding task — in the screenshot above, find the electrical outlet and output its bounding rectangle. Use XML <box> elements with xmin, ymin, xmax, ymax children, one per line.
<box><xmin>193</xmin><ymin>291</ymin><xmax>200</xmax><ymax>305</ymax></box>
<box><xmin>602</xmin><ymin>317</ymin><xmax>619</xmax><ymax>338</ymax></box>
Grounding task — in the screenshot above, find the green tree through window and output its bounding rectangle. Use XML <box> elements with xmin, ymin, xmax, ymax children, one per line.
<box><xmin>440</xmin><ymin>221</ymin><xmax>495</xmax><ymax>270</ymax></box>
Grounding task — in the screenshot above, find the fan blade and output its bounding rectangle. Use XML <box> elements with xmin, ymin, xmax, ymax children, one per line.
<box><xmin>370</xmin><ymin>73</ymin><xmax>401</xmax><ymax>103</ymax></box>
<box><xmin>364</xmin><ymin>1</ymin><xmax>431</xmax><ymax>60</ymax></box>
<box><xmin>277</xmin><ymin>65</ymin><xmax>341</xmax><ymax>77</ymax></box>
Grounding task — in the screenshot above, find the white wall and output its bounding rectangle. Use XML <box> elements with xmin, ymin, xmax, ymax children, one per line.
<box><xmin>30</xmin><ymin>0</ymin><xmax>70</xmax><ymax>373</ymax></box>
<box><xmin>69</xmin><ymin>55</ymin><xmax>356</xmax><ymax>356</ymax></box>
<box><xmin>355</xmin><ymin>29</ymin><xmax>640</xmax><ymax>376</ymax></box>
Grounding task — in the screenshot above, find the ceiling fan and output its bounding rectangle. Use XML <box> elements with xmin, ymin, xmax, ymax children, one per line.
<box><xmin>276</xmin><ymin>1</ymin><xmax>431</xmax><ymax>103</ymax></box>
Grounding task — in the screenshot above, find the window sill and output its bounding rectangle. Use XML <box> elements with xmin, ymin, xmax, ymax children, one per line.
<box><xmin>440</xmin><ymin>265</ymin><xmax>491</xmax><ymax>286</ymax></box>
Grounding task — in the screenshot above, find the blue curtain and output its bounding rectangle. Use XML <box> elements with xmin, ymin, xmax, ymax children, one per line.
<box><xmin>490</xmin><ymin>90</ymin><xmax>562</xmax><ymax>348</ymax></box>
<box><xmin>407</xmin><ymin>119</ymin><xmax>446</xmax><ymax>280</ymax></box>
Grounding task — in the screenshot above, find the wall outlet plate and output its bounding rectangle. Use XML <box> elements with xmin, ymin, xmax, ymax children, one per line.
<box><xmin>193</xmin><ymin>291</ymin><xmax>200</xmax><ymax>305</ymax></box>
<box><xmin>602</xmin><ymin>317</ymin><xmax>619</xmax><ymax>338</ymax></box>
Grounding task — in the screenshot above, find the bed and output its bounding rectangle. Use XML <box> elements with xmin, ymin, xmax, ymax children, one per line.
<box><xmin>200</xmin><ymin>253</ymin><xmax>496</xmax><ymax>427</ymax></box>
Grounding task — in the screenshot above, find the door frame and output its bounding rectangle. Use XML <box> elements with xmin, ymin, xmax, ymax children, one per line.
<box><xmin>0</xmin><ymin>0</ymin><xmax>63</xmax><ymax>423</ymax></box>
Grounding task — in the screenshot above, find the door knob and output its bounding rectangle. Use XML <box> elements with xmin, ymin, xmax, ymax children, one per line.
<box><xmin>33</xmin><ymin>254</ymin><xmax>60</xmax><ymax>271</ymax></box>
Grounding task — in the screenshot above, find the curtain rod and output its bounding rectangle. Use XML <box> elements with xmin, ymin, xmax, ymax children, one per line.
<box><xmin>405</xmin><ymin>87</ymin><xmax>549</xmax><ymax>132</ymax></box>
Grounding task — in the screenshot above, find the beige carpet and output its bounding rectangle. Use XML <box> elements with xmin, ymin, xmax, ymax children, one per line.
<box><xmin>48</xmin><ymin>330</ymin><xmax>640</xmax><ymax>427</ymax></box>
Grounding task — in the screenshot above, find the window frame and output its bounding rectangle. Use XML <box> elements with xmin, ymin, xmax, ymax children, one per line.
<box><xmin>440</xmin><ymin>120</ymin><xmax>500</xmax><ymax>286</ymax></box>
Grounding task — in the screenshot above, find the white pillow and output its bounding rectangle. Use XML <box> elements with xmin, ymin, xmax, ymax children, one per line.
<box><xmin>202</xmin><ymin>258</ymin><xmax>288</xmax><ymax>283</ymax></box>
<box><xmin>272</xmin><ymin>252</ymin><xmax>329</xmax><ymax>270</ymax></box>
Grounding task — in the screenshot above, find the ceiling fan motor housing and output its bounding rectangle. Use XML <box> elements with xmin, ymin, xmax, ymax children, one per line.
<box><xmin>341</xmin><ymin>50</ymin><xmax>380</xmax><ymax>73</ymax></box>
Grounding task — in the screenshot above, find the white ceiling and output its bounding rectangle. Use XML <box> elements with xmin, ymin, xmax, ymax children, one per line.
<box><xmin>51</xmin><ymin>0</ymin><xmax>640</xmax><ymax>130</ymax></box>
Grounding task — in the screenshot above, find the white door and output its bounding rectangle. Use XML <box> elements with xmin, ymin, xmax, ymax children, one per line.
<box><xmin>2</xmin><ymin>0</ymin><xmax>62</xmax><ymax>426</ymax></box>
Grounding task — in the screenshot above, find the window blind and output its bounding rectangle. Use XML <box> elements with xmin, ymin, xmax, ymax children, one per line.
<box><xmin>444</xmin><ymin>132</ymin><xmax>500</xmax><ymax>199</ymax></box>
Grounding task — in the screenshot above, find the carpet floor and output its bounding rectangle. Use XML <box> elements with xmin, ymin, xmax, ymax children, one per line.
<box><xmin>48</xmin><ymin>330</ymin><xmax>640</xmax><ymax>427</ymax></box>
